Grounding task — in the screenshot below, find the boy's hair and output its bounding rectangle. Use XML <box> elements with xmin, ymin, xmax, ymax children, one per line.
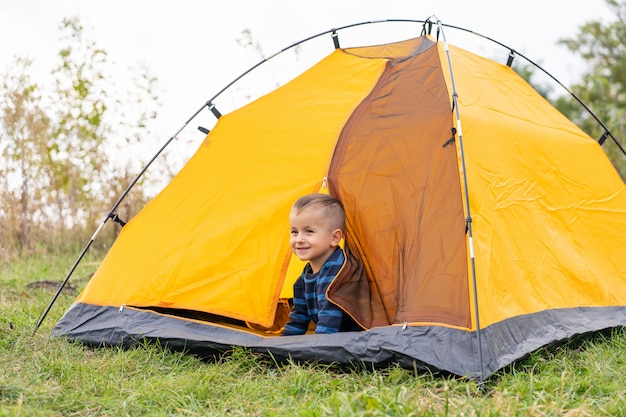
<box><xmin>292</xmin><ymin>193</ymin><xmax>346</xmax><ymax>231</ymax></box>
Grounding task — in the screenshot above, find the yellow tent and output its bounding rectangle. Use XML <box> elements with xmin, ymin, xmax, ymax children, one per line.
<box><xmin>53</xmin><ymin>26</ymin><xmax>626</xmax><ymax>380</ymax></box>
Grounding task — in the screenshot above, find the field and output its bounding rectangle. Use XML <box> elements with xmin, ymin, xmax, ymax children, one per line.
<box><xmin>1</xmin><ymin>251</ymin><xmax>625</xmax><ymax>416</ymax></box>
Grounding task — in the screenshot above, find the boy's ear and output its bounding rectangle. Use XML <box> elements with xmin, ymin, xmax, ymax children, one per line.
<box><xmin>330</xmin><ymin>229</ymin><xmax>343</xmax><ymax>246</ymax></box>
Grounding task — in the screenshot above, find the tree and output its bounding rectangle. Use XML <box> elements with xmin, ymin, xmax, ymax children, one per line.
<box><xmin>0</xmin><ymin>58</ymin><xmax>51</xmax><ymax>252</ymax></box>
<box><xmin>556</xmin><ymin>0</ymin><xmax>626</xmax><ymax>178</ymax></box>
<box><xmin>0</xmin><ymin>17</ymin><xmax>160</xmax><ymax>256</ymax></box>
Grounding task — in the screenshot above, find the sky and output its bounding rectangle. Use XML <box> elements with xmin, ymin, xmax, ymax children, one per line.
<box><xmin>0</xmin><ymin>0</ymin><xmax>615</xmax><ymax>168</ymax></box>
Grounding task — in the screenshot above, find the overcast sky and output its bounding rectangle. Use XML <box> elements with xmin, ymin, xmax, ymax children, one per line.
<box><xmin>0</xmin><ymin>0</ymin><xmax>615</xmax><ymax>160</ymax></box>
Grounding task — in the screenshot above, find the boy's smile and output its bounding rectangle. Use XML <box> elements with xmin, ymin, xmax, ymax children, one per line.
<box><xmin>290</xmin><ymin>206</ymin><xmax>342</xmax><ymax>273</ymax></box>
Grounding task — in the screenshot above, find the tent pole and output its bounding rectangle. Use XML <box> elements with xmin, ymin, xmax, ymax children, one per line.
<box><xmin>200</xmin><ymin>19</ymin><xmax>626</xmax><ymax>155</ymax></box>
<box><xmin>33</xmin><ymin>220</ymin><xmax>104</xmax><ymax>335</ymax></box>
<box><xmin>32</xmin><ymin>103</ymin><xmax>209</xmax><ymax>335</ymax></box>
<box><xmin>38</xmin><ymin>17</ymin><xmax>623</xmax><ymax>344</ymax></box>
<box><xmin>434</xmin><ymin>18</ymin><xmax>485</xmax><ymax>381</ymax></box>
<box><xmin>32</xmin><ymin>20</ymin><xmax>422</xmax><ymax>336</ymax></box>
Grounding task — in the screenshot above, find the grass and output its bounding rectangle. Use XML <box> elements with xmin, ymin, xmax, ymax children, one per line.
<box><xmin>1</xmin><ymin>251</ymin><xmax>625</xmax><ymax>416</ymax></box>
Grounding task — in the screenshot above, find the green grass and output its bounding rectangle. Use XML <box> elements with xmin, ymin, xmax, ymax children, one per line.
<box><xmin>1</xmin><ymin>252</ymin><xmax>625</xmax><ymax>416</ymax></box>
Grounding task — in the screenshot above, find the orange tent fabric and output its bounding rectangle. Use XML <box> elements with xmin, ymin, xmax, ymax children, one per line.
<box><xmin>54</xmin><ymin>34</ymin><xmax>626</xmax><ymax>379</ymax></box>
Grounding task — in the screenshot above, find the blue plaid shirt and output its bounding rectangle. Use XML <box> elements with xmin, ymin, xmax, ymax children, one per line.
<box><xmin>283</xmin><ymin>247</ymin><xmax>349</xmax><ymax>335</ymax></box>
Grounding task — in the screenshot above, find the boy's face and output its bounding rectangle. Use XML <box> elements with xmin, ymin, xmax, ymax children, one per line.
<box><xmin>289</xmin><ymin>206</ymin><xmax>342</xmax><ymax>273</ymax></box>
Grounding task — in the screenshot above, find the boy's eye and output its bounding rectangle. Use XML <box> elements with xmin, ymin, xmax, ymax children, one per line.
<box><xmin>306</xmin><ymin>230</ymin><xmax>314</xmax><ymax>234</ymax></box>
<box><xmin>290</xmin><ymin>230</ymin><xmax>297</xmax><ymax>235</ymax></box>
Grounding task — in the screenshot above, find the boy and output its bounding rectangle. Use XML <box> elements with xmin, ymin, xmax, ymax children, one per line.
<box><xmin>282</xmin><ymin>193</ymin><xmax>358</xmax><ymax>335</ymax></box>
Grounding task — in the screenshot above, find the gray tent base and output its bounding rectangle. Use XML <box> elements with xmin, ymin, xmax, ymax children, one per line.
<box><xmin>52</xmin><ymin>303</ymin><xmax>626</xmax><ymax>379</ymax></box>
